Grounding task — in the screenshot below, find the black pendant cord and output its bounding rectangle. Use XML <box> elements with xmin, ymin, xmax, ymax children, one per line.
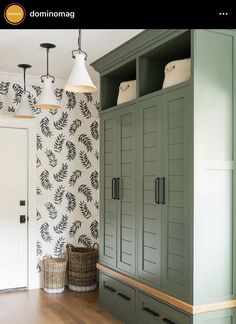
<box><xmin>72</xmin><ymin>29</ymin><xmax>88</xmax><ymax>60</ymax></box>
<box><xmin>40</xmin><ymin>43</ymin><xmax>56</xmax><ymax>83</ymax></box>
<box><xmin>18</xmin><ymin>64</ymin><xmax>32</xmax><ymax>96</ymax></box>
<box><xmin>23</xmin><ymin>67</ymin><xmax>31</xmax><ymax>96</ymax></box>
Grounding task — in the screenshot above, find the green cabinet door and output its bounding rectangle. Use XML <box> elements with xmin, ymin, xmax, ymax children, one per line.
<box><xmin>117</xmin><ymin>103</ymin><xmax>136</xmax><ymax>274</ymax></box>
<box><xmin>100</xmin><ymin>111</ymin><xmax>118</xmax><ymax>267</ymax></box>
<box><xmin>161</xmin><ymin>86</ymin><xmax>191</xmax><ymax>302</ymax></box>
<box><xmin>137</xmin><ymin>94</ymin><xmax>163</xmax><ymax>286</ymax></box>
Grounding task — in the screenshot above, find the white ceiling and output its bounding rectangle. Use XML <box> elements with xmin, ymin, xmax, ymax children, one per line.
<box><xmin>0</xmin><ymin>29</ymin><xmax>143</xmax><ymax>85</ymax></box>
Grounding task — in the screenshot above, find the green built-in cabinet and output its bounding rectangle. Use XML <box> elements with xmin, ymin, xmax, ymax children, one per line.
<box><xmin>92</xmin><ymin>29</ymin><xmax>236</xmax><ymax>322</ymax></box>
<box><xmin>137</xmin><ymin>86</ymin><xmax>191</xmax><ymax>302</ymax></box>
<box><xmin>100</xmin><ymin>102</ymin><xmax>136</xmax><ymax>274</ymax></box>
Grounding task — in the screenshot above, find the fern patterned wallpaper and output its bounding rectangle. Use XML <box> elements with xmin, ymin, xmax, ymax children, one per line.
<box><xmin>0</xmin><ymin>81</ymin><xmax>99</xmax><ymax>270</ymax></box>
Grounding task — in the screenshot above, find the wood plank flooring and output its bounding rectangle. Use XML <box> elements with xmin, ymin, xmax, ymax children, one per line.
<box><xmin>0</xmin><ymin>287</ymin><xmax>121</xmax><ymax>324</ymax></box>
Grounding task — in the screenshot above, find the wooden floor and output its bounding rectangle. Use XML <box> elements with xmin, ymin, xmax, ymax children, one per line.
<box><xmin>0</xmin><ymin>287</ymin><xmax>121</xmax><ymax>324</ymax></box>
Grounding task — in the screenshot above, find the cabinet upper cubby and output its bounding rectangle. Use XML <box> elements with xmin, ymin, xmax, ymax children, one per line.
<box><xmin>101</xmin><ymin>59</ymin><xmax>136</xmax><ymax>110</ymax></box>
<box><xmin>139</xmin><ymin>30</ymin><xmax>191</xmax><ymax>96</ymax></box>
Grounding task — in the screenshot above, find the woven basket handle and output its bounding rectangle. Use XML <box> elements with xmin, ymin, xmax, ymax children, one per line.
<box><xmin>93</xmin><ymin>242</ymin><xmax>99</xmax><ymax>250</ymax></box>
<box><xmin>66</xmin><ymin>243</ymin><xmax>74</xmax><ymax>252</ymax></box>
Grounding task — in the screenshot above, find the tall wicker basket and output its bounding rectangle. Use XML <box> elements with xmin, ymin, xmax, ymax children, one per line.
<box><xmin>43</xmin><ymin>257</ymin><xmax>67</xmax><ymax>294</ymax></box>
<box><xmin>68</xmin><ymin>244</ymin><xmax>98</xmax><ymax>292</ymax></box>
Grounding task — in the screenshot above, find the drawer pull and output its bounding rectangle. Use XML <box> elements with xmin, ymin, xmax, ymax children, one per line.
<box><xmin>117</xmin><ymin>292</ymin><xmax>130</xmax><ymax>301</ymax></box>
<box><xmin>163</xmin><ymin>318</ymin><xmax>175</xmax><ymax>324</ymax></box>
<box><xmin>112</xmin><ymin>178</ymin><xmax>116</xmax><ymax>199</ymax></box>
<box><xmin>104</xmin><ymin>285</ymin><xmax>116</xmax><ymax>293</ymax></box>
<box><xmin>155</xmin><ymin>177</ymin><xmax>160</xmax><ymax>204</ymax></box>
<box><xmin>143</xmin><ymin>307</ymin><xmax>160</xmax><ymax>318</ymax></box>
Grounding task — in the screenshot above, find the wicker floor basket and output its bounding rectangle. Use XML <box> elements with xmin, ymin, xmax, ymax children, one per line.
<box><xmin>68</xmin><ymin>244</ymin><xmax>98</xmax><ymax>292</ymax></box>
<box><xmin>43</xmin><ymin>257</ymin><xmax>67</xmax><ymax>294</ymax></box>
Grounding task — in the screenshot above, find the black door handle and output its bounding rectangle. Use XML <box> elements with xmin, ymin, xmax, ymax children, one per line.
<box><xmin>117</xmin><ymin>292</ymin><xmax>130</xmax><ymax>300</ymax></box>
<box><xmin>20</xmin><ymin>215</ymin><xmax>26</xmax><ymax>223</ymax></box>
<box><xmin>163</xmin><ymin>318</ymin><xmax>175</xmax><ymax>324</ymax></box>
<box><xmin>155</xmin><ymin>177</ymin><xmax>160</xmax><ymax>204</ymax></box>
<box><xmin>116</xmin><ymin>178</ymin><xmax>120</xmax><ymax>200</ymax></box>
<box><xmin>161</xmin><ymin>177</ymin><xmax>166</xmax><ymax>205</ymax></box>
<box><xmin>112</xmin><ymin>178</ymin><xmax>116</xmax><ymax>199</ymax></box>
<box><xmin>104</xmin><ymin>284</ymin><xmax>116</xmax><ymax>293</ymax></box>
<box><xmin>143</xmin><ymin>307</ymin><xmax>160</xmax><ymax>318</ymax></box>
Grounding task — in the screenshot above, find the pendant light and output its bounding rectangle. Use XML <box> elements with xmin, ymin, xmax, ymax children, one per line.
<box><xmin>14</xmin><ymin>64</ymin><xmax>35</xmax><ymax>119</ymax></box>
<box><xmin>35</xmin><ymin>43</ymin><xmax>60</xmax><ymax>110</ymax></box>
<box><xmin>64</xmin><ymin>29</ymin><xmax>97</xmax><ymax>93</ymax></box>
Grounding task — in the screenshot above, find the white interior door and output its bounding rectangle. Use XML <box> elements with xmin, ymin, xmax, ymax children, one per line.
<box><xmin>0</xmin><ymin>127</ymin><xmax>28</xmax><ymax>289</ymax></box>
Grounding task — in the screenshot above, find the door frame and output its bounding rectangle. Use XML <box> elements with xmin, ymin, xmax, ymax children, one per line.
<box><xmin>0</xmin><ymin>112</ymin><xmax>37</xmax><ymax>289</ymax></box>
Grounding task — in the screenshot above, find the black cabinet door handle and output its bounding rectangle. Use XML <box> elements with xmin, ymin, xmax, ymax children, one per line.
<box><xmin>155</xmin><ymin>177</ymin><xmax>160</xmax><ymax>204</ymax></box>
<box><xmin>143</xmin><ymin>307</ymin><xmax>160</xmax><ymax>318</ymax></box>
<box><xmin>104</xmin><ymin>284</ymin><xmax>116</xmax><ymax>293</ymax></box>
<box><xmin>112</xmin><ymin>178</ymin><xmax>116</xmax><ymax>199</ymax></box>
<box><xmin>116</xmin><ymin>178</ymin><xmax>120</xmax><ymax>200</ymax></box>
<box><xmin>117</xmin><ymin>292</ymin><xmax>130</xmax><ymax>300</ymax></box>
<box><xmin>163</xmin><ymin>318</ymin><xmax>175</xmax><ymax>324</ymax></box>
<box><xmin>161</xmin><ymin>177</ymin><xmax>166</xmax><ymax>204</ymax></box>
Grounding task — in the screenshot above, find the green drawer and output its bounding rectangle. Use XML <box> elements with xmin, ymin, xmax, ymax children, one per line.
<box><xmin>137</xmin><ymin>291</ymin><xmax>190</xmax><ymax>324</ymax></box>
<box><xmin>99</xmin><ymin>272</ymin><xmax>136</xmax><ymax>323</ymax></box>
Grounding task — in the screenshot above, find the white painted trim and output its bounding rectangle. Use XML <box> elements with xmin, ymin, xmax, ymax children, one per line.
<box><xmin>0</xmin><ymin>113</ymin><xmax>38</xmax><ymax>289</ymax></box>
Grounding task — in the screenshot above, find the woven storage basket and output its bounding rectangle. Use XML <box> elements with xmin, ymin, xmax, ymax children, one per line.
<box><xmin>162</xmin><ymin>58</ymin><xmax>191</xmax><ymax>89</ymax></box>
<box><xmin>43</xmin><ymin>257</ymin><xmax>67</xmax><ymax>294</ymax></box>
<box><xmin>68</xmin><ymin>244</ymin><xmax>98</xmax><ymax>292</ymax></box>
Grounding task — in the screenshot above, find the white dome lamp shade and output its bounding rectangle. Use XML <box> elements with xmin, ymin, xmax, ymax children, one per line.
<box><xmin>35</xmin><ymin>43</ymin><xmax>60</xmax><ymax>110</ymax></box>
<box><xmin>14</xmin><ymin>64</ymin><xmax>35</xmax><ymax>119</ymax></box>
<box><xmin>64</xmin><ymin>29</ymin><xmax>97</xmax><ymax>93</ymax></box>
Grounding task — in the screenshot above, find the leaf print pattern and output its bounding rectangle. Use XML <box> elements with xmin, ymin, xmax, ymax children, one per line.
<box><xmin>69</xmin><ymin>119</ymin><xmax>81</xmax><ymax>135</ymax></box>
<box><xmin>54</xmin><ymin>185</ymin><xmax>65</xmax><ymax>205</ymax></box>
<box><xmin>90</xmin><ymin>170</ymin><xmax>99</xmax><ymax>190</ymax></box>
<box><xmin>78</xmin><ymin>184</ymin><xmax>92</xmax><ymax>202</ymax></box>
<box><xmin>40</xmin><ymin>222</ymin><xmax>53</xmax><ymax>242</ymax></box>
<box><xmin>12</xmin><ymin>83</ymin><xmax>23</xmax><ymax>104</ymax></box>
<box><xmin>79</xmin><ymin>100</ymin><xmax>91</xmax><ymax>119</ymax></box>
<box><xmin>54</xmin><ymin>237</ymin><xmax>65</xmax><ymax>257</ymax></box>
<box><xmin>45</xmin><ymin>202</ymin><xmax>57</xmax><ymax>219</ymax></box>
<box><xmin>36</xmin><ymin>209</ymin><xmax>42</xmax><ymax>221</ymax></box>
<box><xmin>78</xmin><ymin>134</ymin><xmax>93</xmax><ymax>152</ymax></box>
<box><xmin>54</xmin><ymin>133</ymin><xmax>65</xmax><ymax>152</ymax></box>
<box><xmin>0</xmin><ymin>81</ymin><xmax>10</xmax><ymax>94</ymax></box>
<box><xmin>40</xmin><ymin>170</ymin><xmax>53</xmax><ymax>190</ymax></box>
<box><xmin>0</xmin><ymin>81</ymin><xmax>99</xmax><ymax>264</ymax></box>
<box><xmin>45</xmin><ymin>149</ymin><xmax>58</xmax><ymax>167</ymax></box>
<box><xmin>78</xmin><ymin>234</ymin><xmax>92</xmax><ymax>248</ymax></box>
<box><xmin>84</xmin><ymin>93</ymin><xmax>93</xmax><ymax>102</ymax></box>
<box><xmin>40</xmin><ymin>117</ymin><xmax>53</xmax><ymax>138</ymax></box>
<box><xmin>36</xmin><ymin>240</ymin><xmax>43</xmax><ymax>256</ymax></box>
<box><xmin>66</xmin><ymin>141</ymin><xmax>76</xmax><ymax>161</ymax></box>
<box><xmin>79</xmin><ymin>151</ymin><xmax>91</xmax><ymax>169</ymax></box>
<box><xmin>66</xmin><ymin>91</ymin><xmax>76</xmax><ymax>110</ymax></box>
<box><xmin>53</xmin><ymin>215</ymin><xmax>68</xmax><ymax>234</ymax></box>
<box><xmin>69</xmin><ymin>221</ymin><xmax>82</xmax><ymax>238</ymax></box>
<box><xmin>90</xmin><ymin>121</ymin><xmax>99</xmax><ymax>140</ymax></box>
<box><xmin>37</xmin><ymin>134</ymin><xmax>43</xmax><ymax>150</ymax></box>
<box><xmin>66</xmin><ymin>192</ymin><xmax>76</xmax><ymax>212</ymax></box>
<box><xmin>54</xmin><ymin>88</ymin><xmax>64</xmax><ymax>100</ymax></box>
<box><xmin>53</xmin><ymin>163</ymin><xmax>68</xmax><ymax>182</ymax></box>
<box><xmin>69</xmin><ymin>170</ymin><xmax>81</xmax><ymax>187</ymax></box>
<box><xmin>53</xmin><ymin>111</ymin><xmax>68</xmax><ymax>130</ymax></box>
<box><xmin>90</xmin><ymin>220</ymin><xmax>98</xmax><ymax>239</ymax></box>
<box><xmin>79</xmin><ymin>201</ymin><xmax>91</xmax><ymax>219</ymax></box>
<box><xmin>32</xmin><ymin>85</ymin><xmax>42</xmax><ymax>97</ymax></box>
